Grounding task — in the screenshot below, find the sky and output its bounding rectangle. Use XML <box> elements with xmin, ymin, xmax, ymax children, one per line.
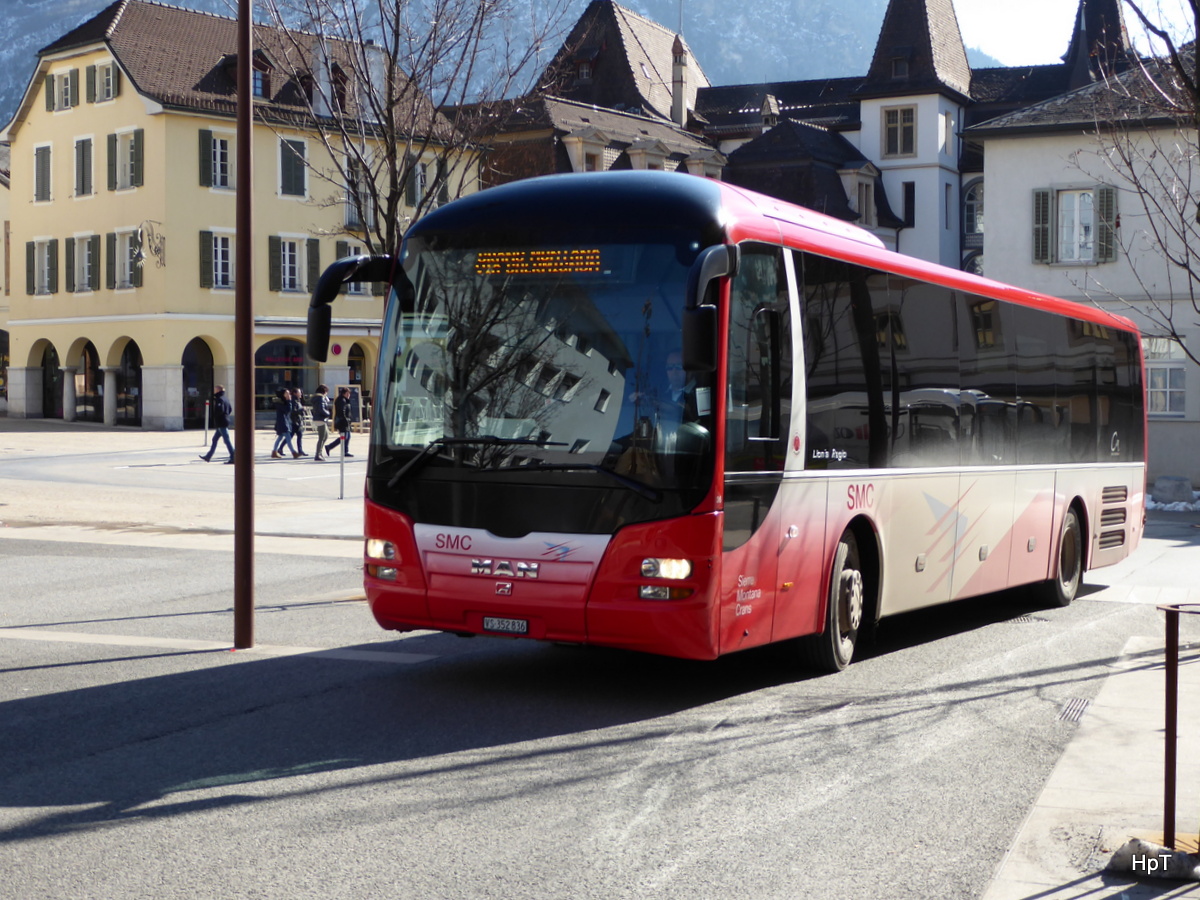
<box><xmin>955</xmin><ymin>0</ymin><xmax>1194</xmax><ymax>66</ymax></box>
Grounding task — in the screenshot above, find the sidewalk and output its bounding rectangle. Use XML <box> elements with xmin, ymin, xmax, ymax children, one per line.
<box><xmin>0</xmin><ymin>416</ymin><xmax>365</xmax><ymax>547</ymax></box>
<box><xmin>981</xmin><ymin>615</ymin><xmax>1200</xmax><ymax>897</ymax></box>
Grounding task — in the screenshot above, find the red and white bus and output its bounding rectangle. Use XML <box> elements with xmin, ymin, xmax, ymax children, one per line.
<box><xmin>308</xmin><ymin>171</ymin><xmax>1145</xmax><ymax>670</ymax></box>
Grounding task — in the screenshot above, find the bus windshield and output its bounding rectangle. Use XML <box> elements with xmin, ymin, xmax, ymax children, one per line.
<box><xmin>372</xmin><ymin>236</ymin><xmax>715</xmax><ymax>520</ymax></box>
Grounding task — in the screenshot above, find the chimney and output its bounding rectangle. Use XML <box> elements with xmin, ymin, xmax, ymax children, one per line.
<box><xmin>671</xmin><ymin>34</ymin><xmax>687</xmax><ymax>127</ymax></box>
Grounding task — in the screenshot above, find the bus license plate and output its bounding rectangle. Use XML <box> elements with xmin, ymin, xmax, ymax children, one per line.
<box><xmin>483</xmin><ymin>616</ymin><xmax>528</xmax><ymax>635</ymax></box>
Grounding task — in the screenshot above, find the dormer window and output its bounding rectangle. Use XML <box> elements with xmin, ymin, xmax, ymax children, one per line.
<box><xmin>891</xmin><ymin>57</ymin><xmax>909</xmax><ymax>79</ymax></box>
<box><xmin>253</xmin><ymin>67</ymin><xmax>269</xmax><ymax>98</ymax></box>
<box><xmin>577</xmin><ymin>61</ymin><xmax>592</xmax><ymax>82</ymax></box>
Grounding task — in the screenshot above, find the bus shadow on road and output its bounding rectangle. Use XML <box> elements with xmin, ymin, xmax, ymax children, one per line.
<box><xmin>0</xmin><ymin>581</ymin><xmax>1140</xmax><ymax>844</ymax></box>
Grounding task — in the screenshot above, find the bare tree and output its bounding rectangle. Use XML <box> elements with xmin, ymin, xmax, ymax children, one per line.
<box><xmin>255</xmin><ymin>0</ymin><xmax>572</xmax><ymax>256</ymax></box>
<box><xmin>1074</xmin><ymin>2</ymin><xmax>1200</xmax><ymax>363</ymax></box>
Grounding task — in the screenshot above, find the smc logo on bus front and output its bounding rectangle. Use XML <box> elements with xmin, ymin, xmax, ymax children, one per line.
<box><xmin>847</xmin><ymin>483</ymin><xmax>875</xmax><ymax>510</ymax></box>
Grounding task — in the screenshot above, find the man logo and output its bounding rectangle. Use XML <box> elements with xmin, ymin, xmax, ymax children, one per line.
<box><xmin>471</xmin><ymin>559</ymin><xmax>540</xmax><ymax>579</ymax></box>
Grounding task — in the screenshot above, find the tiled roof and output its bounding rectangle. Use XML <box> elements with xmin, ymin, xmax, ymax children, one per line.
<box><xmin>968</xmin><ymin>53</ymin><xmax>1183</xmax><ymax>134</ymax></box>
<box><xmin>541</xmin><ymin>0</ymin><xmax>708</xmax><ymax>123</ymax></box>
<box><xmin>697</xmin><ymin>77</ymin><xmax>862</xmax><ymax>135</ymax></box>
<box><xmin>858</xmin><ymin>0</ymin><xmax>971</xmax><ymax>99</ymax></box>
<box><xmin>35</xmin><ymin>0</ymin><xmax>451</xmax><ymax>137</ymax></box>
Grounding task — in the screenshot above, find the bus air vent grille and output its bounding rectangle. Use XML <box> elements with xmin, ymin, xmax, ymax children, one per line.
<box><xmin>1102</xmin><ymin>485</ymin><xmax>1129</xmax><ymax>504</ymax></box>
<box><xmin>1098</xmin><ymin>529</ymin><xmax>1126</xmax><ymax>550</ymax></box>
<box><xmin>1100</xmin><ymin>508</ymin><xmax>1127</xmax><ymax>527</ymax></box>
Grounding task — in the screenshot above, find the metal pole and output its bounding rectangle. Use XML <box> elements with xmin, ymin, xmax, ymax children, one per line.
<box><xmin>233</xmin><ymin>0</ymin><xmax>255</xmax><ymax>649</ymax></box>
<box><xmin>203</xmin><ymin>399</ymin><xmax>210</xmax><ymax>446</ymax></box>
<box><xmin>1164</xmin><ymin>606</ymin><xmax>1179</xmax><ymax>850</ymax></box>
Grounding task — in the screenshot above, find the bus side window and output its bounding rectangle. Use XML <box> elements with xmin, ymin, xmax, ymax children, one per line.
<box><xmin>726</xmin><ymin>245</ymin><xmax>791</xmax><ymax>472</ymax></box>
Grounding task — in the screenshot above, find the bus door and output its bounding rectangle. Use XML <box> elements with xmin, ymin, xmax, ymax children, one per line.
<box><xmin>719</xmin><ymin>244</ymin><xmax>793</xmax><ymax>653</ymax></box>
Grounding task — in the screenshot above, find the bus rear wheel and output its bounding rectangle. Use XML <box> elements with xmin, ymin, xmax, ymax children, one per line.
<box><xmin>801</xmin><ymin>530</ymin><xmax>863</xmax><ymax>672</ymax></box>
<box><xmin>1036</xmin><ymin>507</ymin><xmax>1083</xmax><ymax>608</ymax></box>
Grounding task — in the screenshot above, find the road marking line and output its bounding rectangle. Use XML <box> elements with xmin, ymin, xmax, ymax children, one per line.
<box><xmin>0</xmin><ymin>628</ymin><xmax>436</xmax><ymax>664</ymax></box>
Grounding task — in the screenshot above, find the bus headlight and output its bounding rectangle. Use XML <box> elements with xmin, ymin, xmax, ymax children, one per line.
<box><xmin>641</xmin><ymin>558</ymin><xmax>692</xmax><ymax>579</ymax></box>
<box><xmin>367</xmin><ymin>564</ymin><xmax>398</xmax><ymax>581</ymax></box>
<box><xmin>365</xmin><ymin>538</ymin><xmax>396</xmax><ymax>561</ymax></box>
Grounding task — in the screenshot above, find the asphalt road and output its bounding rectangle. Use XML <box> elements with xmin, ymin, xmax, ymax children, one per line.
<box><xmin>2</xmin><ymin>531</ymin><xmax>1195</xmax><ymax>900</ymax></box>
<box><xmin>3</xmin><ymin>420</ymin><xmax>1199</xmax><ymax>898</ymax></box>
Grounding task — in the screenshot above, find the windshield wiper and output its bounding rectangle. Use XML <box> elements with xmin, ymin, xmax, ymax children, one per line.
<box><xmin>515</xmin><ymin>463</ymin><xmax>662</xmax><ymax>502</ymax></box>
<box><xmin>386</xmin><ymin>436</ymin><xmax>567</xmax><ymax>489</ymax></box>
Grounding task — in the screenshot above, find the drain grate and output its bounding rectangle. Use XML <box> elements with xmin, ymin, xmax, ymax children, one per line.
<box><xmin>1058</xmin><ymin>698</ymin><xmax>1092</xmax><ymax>722</ymax></box>
<box><xmin>1010</xmin><ymin>614</ymin><xmax>1049</xmax><ymax>624</ymax></box>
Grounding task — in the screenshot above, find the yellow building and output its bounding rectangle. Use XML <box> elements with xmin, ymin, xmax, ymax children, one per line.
<box><xmin>0</xmin><ymin>0</ymin><xmax>466</xmax><ymax>428</ymax></box>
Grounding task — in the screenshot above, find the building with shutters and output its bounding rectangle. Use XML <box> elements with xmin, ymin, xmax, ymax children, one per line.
<box><xmin>0</xmin><ymin>0</ymin><xmax>465</xmax><ymax>428</ymax></box>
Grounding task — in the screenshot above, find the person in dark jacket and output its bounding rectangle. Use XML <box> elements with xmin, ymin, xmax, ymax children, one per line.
<box><xmin>325</xmin><ymin>386</ymin><xmax>354</xmax><ymax>457</ymax></box>
<box><xmin>199</xmin><ymin>385</ymin><xmax>235</xmax><ymax>463</ymax></box>
<box><xmin>272</xmin><ymin>389</ymin><xmax>299</xmax><ymax>459</ymax></box>
<box><xmin>290</xmin><ymin>387</ymin><xmax>309</xmax><ymax>457</ymax></box>
<box><xmin>311</xmin><ymin>384</ymin><xmax>332</xmax><ymax>461</ymax></box>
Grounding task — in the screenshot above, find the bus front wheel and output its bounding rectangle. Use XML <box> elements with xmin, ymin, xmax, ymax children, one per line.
<box><xmin>801</xmin><ymin>530</ymin><xmax>863</xmax><ymax>672</ymax></box>
<box><xmin>1037</xmin><ymin>507</ymin><xmax>1083</xmax><ymax>608</ymax></box>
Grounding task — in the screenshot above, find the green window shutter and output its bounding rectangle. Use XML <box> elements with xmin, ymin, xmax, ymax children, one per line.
<box><xmin>65</xmin><ymin>239</ymin><xmax>76</xmax><ymax>293</ymax></box>
<box><xmin>372</xmin><ymin>278</ymin><xmax>386</xmax><ymax>297</ymax></box>
<box><xmin>112</xmin><ymin>65</ymin><xmax>121</xmax><ymax>98</ymax></box>
<box><xmin>44</xmin><ymin>74</ymin><xmax>55</xmax><ymax>111</ymax></box>
<box><xmin>199</xmin><ymin>231</ymin><xmax>213</xmax><ymax>288</ymax></box>
<box><xmin>199</xmin><ymin>130</ymin><xmax>213</xmax><ymax>187</ymax></box>
<box><xmin>26</xmin><ymin>242</ymin><xmax>35</xmax><ymax>295</ymax></box>
<box><xmin>281</xmin><ymin>140</ymin><xmax>305</xmax><ymax>195</ymax></box>
<box><xmin>437</xmin><ymin>159</ymin><xmax>450</xmax><ymax>204</ymax></box>
<box><xmin>1096</xmin><ymin>185</ymin><xmax>1117</xmax><ymax>262</ymax></box>
<box><xmin>1032</xmin><ymin>188</ymin><xmax>1052</xmax><ymax>264</ymax></box>
<box><xmin>106</xmin><ymin>233</ymin><xmax>117</xmax><ymax>289</ymax></box>
<box><xmin>86</xmin><ymin>65</ymin><xmax>96</xmax><ymax>103</ymax></box>
<box><xmin>35</xmin><ymin>146</ymin><xmax>50</xmax><ymax>201</ymax></box>
<box><xmin>335</xmin><ymin>240</ymin><xmax>349</xmax><ymax>294</ymax></box>
<box><xmin>307</xmin><ymin>238</ymin><xmax>320</xmax><ymax>291</ymax></box>
<box><xmin>131</xmin><ymin>129</ymin><xmax>144</xmax><ymax>187</ymax></box>
<box><xmin>268</xmin><ymin>235</ymin><xmax>282</xmax><ymax>291</ymax></box>
<box><xmin>76</xmin><ymin>139</ymin><xmax>92</xmax><ymax>196</ymax></box>
<box><xmin>68</xmin><ymin>69</ymin><xmax>80</xmax><ymax>108</ymax></box>
<box><xmin>89</xmin><ymin>235</ymin><xmax>101</xmax><ymax>290</ymax></box>
<box><xmin>107</xmin><ymin>133</ymin><xmax>117</xmax><ymax>191</ymax></box>
<box><xmin>48</xmin><ymin>240</ymin><xmax>58</xmax><ymax>293</ymax></box>
<box><xmin>405</xmin><ymin>160</ymin><xmax>420</xmax><ymax>206</ymax></box>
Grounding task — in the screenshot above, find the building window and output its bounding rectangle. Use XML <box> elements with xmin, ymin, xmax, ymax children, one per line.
<box><xmin>87</xmin><ymin>62</ymin><xmax>120</xmax><ymax>102</ymax></box>
<box><xmin>335</xmin><ymin>240</ymin><xmax>367</xmax><ymax>293</ymax></box>
<box><xmin>253</xmin><ymin>68</ymin><xmax>269</xmax><ymax>98</ymax></box>
<box><xmin>110</xmin><ymin>230</ymin><xmax>143</xmax><ymax>289</ymax></box>
<box><xmin>891</xmin><ymin>57</ymin><xmax>909</xmax><ymax>79</ymax></box>
<box><xmin>68</xmin><ymin>235</ymin><xmax>100</xmax><ymax>292</ymax></box>
<box><xmin>578</xmin><ymin>61</ymin><xmax>592</xmax><ymax>82</ymax></box>
<box><xmin>34</xmin><ymin>145</ymin><xmax>52</xmax><ymax>202</ymax></box>
<box><xmin>269</xmin><ymin>236</ymin><xmax>319</xmax><ymax>292</ymax></box>
<box><xmin>75</xmin><ymin>138</ymin><xmax>93</xmax><ymax>196</ymax></box>
<box><xmin>857</xmin><ymin>181</ymin><xmax>875</xmax><ymax>227</ymax></box>
<box><xmin>406</xmin><ymin>159</ymin><xmax>427</xmax><ymax>207</ymax></box>
<box><xmin>108</xmin><ymin>129</ymin><xmax>144</xmax><ymax>190</ymax></box>
<box><xmin>27</xmin><ymin>239</ymin><xmax>58</xmax><ymax>295</ymax></box>
<box><xmin>964</xmin><ymin>181</ymin><xmax>983</xmax><ymax>238</ymax></box>
<box><xmin>883</xmin><ymin>106</ymin><xmax>916</xmax><ymax>157</ymax></box>
<box><xmin>200</xmin><ymin>231</ymin><xmax>233</xmax><ymax>289</ymax></box>
<box><xmin>45</xmin><ymin>71</ymin><xmax>80</xmax><ymax>111</ymax></box>
<box><xmin>280</xmin><ymin>139</ymin><xmax>306</xmax><ymax>197</ymax></box>
<box><xmin>1033</xmin><ymin>185</ymin><xmax>1117</xmax><ymax>264</ymax></box>
<box><xmin>1144</xmin><ymin>337</ymin><xmax>1186</xmax><ymax>418</ymax></box>
<box><xmin>345</xmin><ymin>158</ymin><xmax>374</xmax><ymax>229</ymax></box>
<box><xmin>199</xmin><ymin>130</ymin><xmax>234</xmax><ymax>189</ymax></box>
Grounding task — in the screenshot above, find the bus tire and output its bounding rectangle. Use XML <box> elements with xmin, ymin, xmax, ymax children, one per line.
<box><xmin>801</xmin><ymin>530</ymin><xmax>863</xmax><ymax>672</ymax></box>
<box><xmin>1037</xmin><ymin>507</ymin><xmax>1083</xmax><ymax>608</ymax></box>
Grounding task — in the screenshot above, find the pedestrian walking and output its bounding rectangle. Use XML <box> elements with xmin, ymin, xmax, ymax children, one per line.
<box><xmin>325</xmin><ymin>386</ymin><xmax>354</xmax><ymax>457</ymax></box>
<box><xmin>312</xmin><ymin>384</ymin><xmax>332</xmax><ymax>461</ymax></box>
<box><xmin>272</xmin><ymin>389</ymin><xmax>298</xmax><ymax>459</ymax></box>
<box><xmin>290</xmin><ymin>387</ymin><xmax>309</xmax><ymax>457</ymax></box>
<box><xmin>198</xmin><ymin>385</ymin><xmax>235</xmax><ymax>464</ymax></box>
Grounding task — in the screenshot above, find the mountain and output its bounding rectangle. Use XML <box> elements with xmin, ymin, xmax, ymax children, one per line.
<box><xmin>0</xmin><ymin>0</ymin><xmax>1003</xmax><ymax>133</ymax></box>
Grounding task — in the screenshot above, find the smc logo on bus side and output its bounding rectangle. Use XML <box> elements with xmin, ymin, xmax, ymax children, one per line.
<box><xmin>847</xmin><ymin>483</ymin><xmax>875</xmax><ymax>510</ymax></box>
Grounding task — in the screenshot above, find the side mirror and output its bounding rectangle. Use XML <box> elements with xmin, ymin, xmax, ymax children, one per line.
<box><xmin>306</xmin><ymin>255</ymin><xmax>395</xmax><ymax>362</ymax></box>
<box><xmin>682</xmin><ymin>244</ymin><xmax>737</xmax><ymax>373</ymax></box>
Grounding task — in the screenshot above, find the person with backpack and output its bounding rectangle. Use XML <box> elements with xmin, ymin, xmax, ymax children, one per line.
<box><xmin>198</xmin><ymin>385</ymin><xmax>235</xmax><ymax>464</ymax></box>
<box><xmin>325</xmin><ymin>386</ymin><xmax>354</xmax><ymax>458</ymax></box>
<box><xmin>290</xmin><ymin>387</ymin><xmax>309</xmax><ymax>457</ymax></box>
